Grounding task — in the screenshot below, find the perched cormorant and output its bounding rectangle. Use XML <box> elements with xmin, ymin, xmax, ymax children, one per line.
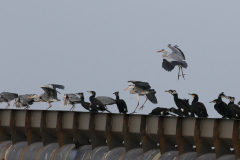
<box><xmin>113</xmin><ymin>92</ymin><xmax>128</xmax><ymax>114</ymax></box>
<box><xmin>149</xmin><ymin>107</ymin><xmax>171</xmax><ymax>116</ymax></box>
<box><xmin>76</xmin><ymin>93</ymin><xmax>98</xmax><ymax>113</ymax></box>
<box><xmin>215</xmin><ymin>92</ymin><xmax>230</xmax><ymax>118</ymax></box>
<box><xmin>88</xmin><ymin>91</ymin><xmax>111</xmax><ymax>113</ymax></box>
<box><xmin>165</xmin><ymin>90</ymin><xmax>192</xmax><ymax>117</ymax></box>
<box><xmin>225</xmin><ymin>96</ymin><xmax>240</xmax><ymax>119</ymax></box>
<box><xmin>209</xmin><ymin>99</ymin><xmax>227</xmax><ymax>118</ymax></box>
<box><xmin>168</xmin><ymin>107</ymin><xmax>185</xmax><ymax>117</ymax></box>
<box><xmin>189</xmin><ymin>93</ymin><xmax>208</xmax><ymax>117</ymax></box>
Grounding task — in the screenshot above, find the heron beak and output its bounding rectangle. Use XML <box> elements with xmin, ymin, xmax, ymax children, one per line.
<box><xmin>123</xmin><ymin>87</ymin><xmax>129</xmax><ymax>91</ymax></box>
<box><xmin>27</xmin><ymin>95</ymin><xmax>33</xmax><ymax>99</ymax></box>
<box><xmin>156</xmin><ymin>50</ymin><xmax>162</xmax><ymax>52</ymax></box>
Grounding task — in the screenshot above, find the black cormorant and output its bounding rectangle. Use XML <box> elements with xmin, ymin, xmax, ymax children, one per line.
<box><xmin>88</xmin><ymin>91</ymin><xmax>111</xmax><ymax>113</ymax></box>
<box><xmin>76</xmin><ymin>93</ymin><xmax>98</xmax><ymax>113</ymax></box>
<box><xmin>225</xmin><ymin>96</ymin><xmax>240</xmax><ymax>119</ymax></box>
<box><xmin>189</xmin><ymin>93</ymin><xmax>208</xmax><ymax>117</ymax></box>
<box><xmin>113</xmin><ymin>92</ymin><xmax>128</xmax><ymax>114</ymax></box>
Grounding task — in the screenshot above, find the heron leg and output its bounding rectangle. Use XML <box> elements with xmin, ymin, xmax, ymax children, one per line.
<box><xmin>178</xmin><ymin>66</ymin><xmax>181</xmax><ymax>80</ymax></box>
<box><xmin>46</xmin><ymin>102</ymin><xmax>52</xmax><ymax>110</ymax></box>
<box><xmin>139</xmin><ymin>95</ymin><xmax>148</xmax><ymax>110</ymax></box>
<box><xmin>5</xmin><ymin>102</ymin><xmax>10</xmax><ymax>109</ymax></box>
<box><xmin>180</xmin><ymin>66</ymin><xmax>185</xmax><ymax>80</ymax></box>
<box><xmin>131</xmin><ymin>94</ymin><xmax>140</xmax><ymax>114</ymax></box>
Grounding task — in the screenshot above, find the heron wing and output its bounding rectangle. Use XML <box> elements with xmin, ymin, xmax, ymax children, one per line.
<box><xmin>128</xmin><ymin>81</ymin><xmax>151</xmax><ymax>89</ymax></box>
<box><xmin>1</xmin><ymin>92</ymin><xmax>18</xmax><ymax>101</ymax></box>
<box><xmin>41</xmin><ymin>84</ymin><xmax>65</xmax><ymax>90</ymax></box>
<box><xmin>67</xmin><ymin>94</ymin><xmax>81</xmax><ymax>103</ymax></box>
<box><xmin>41</xmin><ymin>87</ymin><xmax>58</xmax><ymax>99</ymax></box>
<box><xmin>162</xmin><ymin>59</ymin><xmax>176</xmax><ymax>71</ymax></box>
<box><xmin>146</xmin><ymin>91</ymin><xmax>157</xmax><ymax>104</ymax></box>
<box><xmin>96</xmin><ymin>96</ymin><xmax>116</xmax><ymax>105</ymax></box>
<box><xmin>168</xmin><ymin>45</ymin><xmax>185</xmax><ymax>60</ymax></box>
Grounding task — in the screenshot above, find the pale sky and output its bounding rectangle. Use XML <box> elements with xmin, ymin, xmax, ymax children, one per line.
<box><xmin>1</xmin><ymin>1</ymin><xmax>240</xmax><ymax>117</ymax></box>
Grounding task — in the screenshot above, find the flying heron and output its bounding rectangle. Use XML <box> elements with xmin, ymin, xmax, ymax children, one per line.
<box><xmin>188</xmin><ymin>93</ymin><xmax>208</xmax><ymax>117</ymax></box>
<box><xmin>62</xmin><ymin>94</ymin><xmax>81</xmax><ymax>111</ymax></box>
<box><xmin>13</xmin><ymin>94</ymin><xmax>38</xmax><ymax>109</ymax></box>
<box><xmin>0</xmin><ymin>92</ymin><xmax>18</xmax><ymax>109</ymax></box>
<box><xmin>87</xmin><ymin>91</ymin><xmax>111</xmax><ymax>113</ymax></box>
<box><xmin>124</xmin><ymin>80</ymin><xmax>157</xmax><ymax>113</ymax></box>
<box><xmin>28</xmin><ymin>84</ymin><xmax>64</xmax><ymax>110</ymax></box>
<box><xmin>76</xmin><ymin>93</ymin><xmax>98</xmax><ymax>113</ymax></box>
<box><xmin>113</xmin><ymin>91</ymin><xmax>128</xmax><ymax>114</ymax></box>
<box><xmin>157</xmin><ymin>44</ymin><xmax>188</xmax><ymax>80</ymax></box>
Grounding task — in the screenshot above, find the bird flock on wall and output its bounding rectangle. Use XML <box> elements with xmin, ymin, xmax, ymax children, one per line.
<box><xmin>1</xmin><ymin>44</ymin><xmax>240</xmax><ymax>119</ymax></box>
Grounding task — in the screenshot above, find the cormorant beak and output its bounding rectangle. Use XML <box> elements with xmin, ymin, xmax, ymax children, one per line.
<box><xmin>209</xmin><ymin>101</ymin><xmax>215</xmax><ymax>103</ymax></box>
<box><xmin>188</xmin><ymin>93</ymin><xmax>194</xmax><ymax>97</ymax></box>
<box><xmin>123</xmin><ymin>87</ymin><xmax>129</xmax><ymax>91</ymax></box>
<box><xmin>165</xmin><ymin>90</ymin><xmax>171</xmax><ymax>93</ymax></box>
<box><xmin>87</xmin><ymin>91</ymin><xmax>92</xmax><ymax>94</ymax></box>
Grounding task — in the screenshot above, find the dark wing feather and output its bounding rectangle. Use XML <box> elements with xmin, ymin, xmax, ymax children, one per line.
<box><xmin>41</xmin><ymin>87</ymin><xmax>58</xmax><ymax>99</ymax></box>
<box><xmin>162</xmin><ymin>59</ymin><xmax>176</xmax><ymax>71</ymax></box>
<box><xmin>42</xmin><ymin>84</ymin><xmax>65</xmax><ymax>90</ymax></box>
<box><xmin>128</xmin><ymin>81</ymin><xmax>151</xmax><ymax>89</ymax></box>
<box><xmin>146</xmin><ymin>91</ymin><xmax>157</xmax><ymax>104</ymax></box>
<box><xmin>197</xmin><ymin>102</ymin><xmax>208</xmax><ymax>116</ymax></box>
<box><xmin>173</xmin><ymin>46</ymin><xmax>185</xmax><ymax>60</ymax></box>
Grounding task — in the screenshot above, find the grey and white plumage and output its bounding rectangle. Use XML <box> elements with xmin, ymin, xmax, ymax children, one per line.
<box><xmin>0</xmin><ymin>92</ymin><xmax>18</xmax><ymax>109</ymax></box>
<box><xmin>13</xmin><ymin>94</ymin><xmax>37</xmax><ymax>109</ymax></box>
<box><xmin>124</xmin><ymin>80</ymin><xmax>157</xmax><ymax>113</ymax></box>
<box><xmin>36</xmin><ymin>84</ymin><xmax>65</xmax><ymax>110</ymax></box>
<box><xmin>62</xmin><ymin>94</ymin><xmax>81</xmax><ymax>111</ymax></box>
<box><xmin>96</xmin><ymin>96</ymin><xmax>116</xmax><ymax>109</ymax></box>
<box><xmin>157</xmin><ymin>44</ymin><xmax>188</xmax><ymax>79</ymax></box>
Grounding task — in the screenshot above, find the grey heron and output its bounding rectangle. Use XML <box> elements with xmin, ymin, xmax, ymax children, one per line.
<box><xmin>113</xmin><ymin>91</ymin><xmax>128</xmax><ymax>114</ymax></box>
<box><xmin>76</xmin><ymin>93</ymin><xmax>98</xmax><ymax>112</ymax></box>
<box><xmin>95</xmin><ymin>96</ymin><xmax>115</xmax><ymax>110</ymax></box>
<box><xmin>13</xmin><ymin>94</ymin><xmax>38</xmax><ymax>109</ymax></box>
<box><xmin>124</xmin><ymin>80</ymin><xmax>157</xmax><ymax>113</ymax></box>
<box><xmin>87</xmin><ymin>91</ymin><xmax>111</xmax><ymax>113</ymax></box>
<box><xmin>157</xmin><ymin>44</ymin><xmax>188</xmax><ymax>80</ymax></box>
<box><xmin>62</xmin><ymin>94</ymin><xmax>81</xmax><ymax>111</ymax></box>
<box><xmin>28</xmin><ymin>84</ymin><xmax>64</xmax><ymax>110</ymax></box>
<box><xmin>0</xmin><ymin>92</ymin><xmax>18</xmax><ymax>109</ymax></box>
<box><xmin>188</xmin><ymin>93</ymin><xmax>208</xmax><ymax>117</ymax></box>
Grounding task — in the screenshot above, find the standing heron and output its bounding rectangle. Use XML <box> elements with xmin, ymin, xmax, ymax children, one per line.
<box><xmin>62</xmin><ymin>94</ymin><xmax>81</xmax><ymax>111</ymax></box>
<box><xmin>0</xmin><ymin>92</ymin><xmax>18</xmax><ymax>109</ymax></box>
<box><xmin>13</xmin><ymin>94</ymin><xmax>37</xmax><ymax>109</ymax></box>
<box><xmin>189</xmin><ymin>93</ymin><xmax>208</xmax><ymax>117</ymax></box>
<box><xmin>88</xmin><ymin>91</ymin><xmax>111</xmax><ymax>113</ymax></box>
<box><xmin>76</xmin><ymin>93</ymin><xmax>98</xmax><ymax>113</ymax></box>
<box><xmin>157</xmin><ymin>44</ymin><xmax>188</xmax><ymax>80</ymax></box>
<box><xmin>28</xmin><ymin>84</ymin><xmax>64</xmax><ymax>110</ymax></box>
<box><xmin>124</xmin><ymin>80</ymin><xmax>157</xmax><ymax>113</ymax></box>
<box><xmin>95</xmin><ymin>96</ymin><xmax>116</xmax><ymax>110</ymax></box>
<box><xmin>113</xmin><ymin>91</ymin><xmax>128</xmax><ymax>114</ymax></box>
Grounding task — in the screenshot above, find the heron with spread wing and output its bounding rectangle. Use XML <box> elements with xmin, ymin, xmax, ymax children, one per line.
<box><xmin>13</xmin><ymin>94</ymin><xmax>38</xmax><ymax>109</ymax></box>
<box><xmin>28</xmin><ymin>84</ymin><xmax>64</xmax><ymax>110</ymax></box>
<box><xmin>157</xmin><ymin>44</ymin><xmax>188</xmax><ymax>80</ymax></box>
<box><xmin>124</xmin><ymin>80</ymin><xmax>157</xmax><ymax>113</ymax></box>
